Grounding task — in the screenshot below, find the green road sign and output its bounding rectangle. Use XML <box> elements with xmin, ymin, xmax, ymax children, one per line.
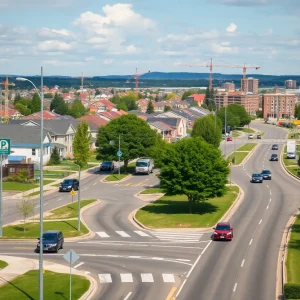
<box><xmin>0</xmin><ymin>139</ymin><xmax>10</xmax><ymax>155</ymax></box>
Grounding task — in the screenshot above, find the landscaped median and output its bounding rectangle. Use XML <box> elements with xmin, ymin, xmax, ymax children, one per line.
<box><xmin>104</xmin><ymin>162</ymin><xmax>136</xmax><ymax>182</ymax></box>
<box><xmin>135</xmin><ymin>186</ymin><xmax>239</xmax><ymax>229</ymax></box>
<box><xmin>0</xmin><ymin>199</ymin><xmax>97</xmax><ymax>240</ymax></box>
<box><xmin>227</xmin><ymin>143</ymin><xmax>257</xmax><ymax>165</ymax></box>
<box><xmin>0</xmin><ymin>260</ymin><xmax>8</xmax><ymax>269</ymax></box>
<box><xmin>281</xmin><ymin>145</ymin><xmax>300</xmax><ymax>178</ymax></box>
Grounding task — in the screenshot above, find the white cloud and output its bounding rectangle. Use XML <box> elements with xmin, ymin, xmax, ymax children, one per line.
<box><xmin>85</xmin><ymin>56</ymin><xmax>96</xmax><ymax>62</ymax></box>
<box><xmin>212</xmin><ymin>0</ymin><xmax>271</xmax><ymax>6</ymax></box>
<box><xmin>211</xmin><ymin>43</ymin><xmax>239</xmax><ymax>54</ymax></box>
<box><xmin>39</xmin><ymin>27</ymin><xmax>74</xmax><ymax>39</ymax></box>
<box><xmin>0</xmin><ymin>0</ymin><xmax>75</xmax><ymax>8</ymax></box>
<box><xmin>126</xmin><ymin>45</ymin><xmax>137</xmax><ymax>53</ymax></box>
<box><xmin>103</xmin><ymin>59</ymin><xmax>114</xmax><ymax>65</ymax></box>
<box><xmin>158</xmin><ymin>30</ymin><xmax>219</xmax><ymax>43</ymax></box>
<box><xmin>43</xmin><ymin>60</ymin><xmax>82</xmax><ymax>66</ymax></box>
<box><xmin>226</xmin><ymin>23</ymin><xmax>237</xmax><ymax>33</ymax></box>
<box><xmin>37</xmin><ymin>40</ymin><xmax>72</xmax><ymax>51</ymax></box>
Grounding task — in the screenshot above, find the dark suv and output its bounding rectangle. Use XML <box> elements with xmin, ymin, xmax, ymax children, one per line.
<box><xmin>271</xmin><ymin>144</ymin><xmax>278</xmax><ymax>150</ymax></box>
<box><xmin>36</xmin><ymin>230</ymin><xmax>64</xmax><ymax>253</ymax></box>
<box><xmin>59</xmin><ymin>179</ymin><xmax>79</xmax><ymax>192</ymax></box>
<box><xmin>270</xmin><ymin>154</ymin><xmax>278</xmax><ymax>161</ymax></box>
<box><xmin>261</xmin><ymin>169</ymin><xmax>272</xmax><ymax>180</ymax></box>
<box><xmin>100</xmin><ymin>161</ymin><xmax>115</xmax><ymax>171</ymax></box>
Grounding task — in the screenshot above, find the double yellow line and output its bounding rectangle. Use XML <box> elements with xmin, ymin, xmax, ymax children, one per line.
<box><xmin>166</xmin><ymin>287</ymin><xmax>177</xmax><ymax>300</ymax></box>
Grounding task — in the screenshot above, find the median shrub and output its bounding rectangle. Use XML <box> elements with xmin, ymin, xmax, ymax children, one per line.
<box><xmin>284</xmin><ymin>283</ymin><xmax>300</xmax><ymax>298</ymax></box>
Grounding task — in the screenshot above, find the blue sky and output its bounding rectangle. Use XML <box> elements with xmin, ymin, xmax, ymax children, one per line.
<box><xmin>0</xmin><ymin>0</ymin><xmax>299</xmax><ymax>76</ymax></box>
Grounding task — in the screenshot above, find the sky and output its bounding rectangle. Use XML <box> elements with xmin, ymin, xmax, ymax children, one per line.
<box><xmin>0</xmin><ymin>0</ymin><xmax>300</xmax><ymax>76</ymax></box>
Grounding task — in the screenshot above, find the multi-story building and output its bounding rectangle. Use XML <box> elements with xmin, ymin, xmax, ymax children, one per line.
<box><xmin>214</xmin><ymin>92</ymin><xmax>260</xmax><ymax>115</ymax></box>
<box><xmin>240</xmin><ymin>77</ymin><xmax>259</xmax><ymax>94</ymax></box>
<box><xmin>285</xmin><ymin>80</ymin><xmax>297</xmax><ymax>89</ymax></box>
<box><xmin>222</xmin><ymin>82</ymin><xmax>235</xmax><ymax>92</ymax></box>
<box><xmin>262</xmin><ymin>93</ymin><xmax>295</xmax><ymax>119</ymax></box>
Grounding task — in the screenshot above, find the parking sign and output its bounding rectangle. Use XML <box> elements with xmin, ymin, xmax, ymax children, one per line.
<box><xmin>0</xmin><ymin>139</ymin><xmax>10</xmax><ymax>155</ymax></box>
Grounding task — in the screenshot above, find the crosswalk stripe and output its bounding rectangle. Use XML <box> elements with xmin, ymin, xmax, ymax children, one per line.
<box><xmin>121</xmin><ymin>273</ymin><xmax>133</xmax><ymax>282</ymax></box>
<box><xmin>153</xmin><ymin>232</ymin><xmax>203</xmax><ymax>236</ymax></box>
<box><xmin>116</xmin><ymin>231</ymin><xmax>131</xmax><ymax>237</ymax></box>
<box><xmin>134</xmin><ymin>231</ymin><xmax>150</xmax><ymax>237</ymax></box>
<box><xmin>99</xmin><ymin>274</ymin><xmax>112</xmax><ymax>283</ymax></box>
<box><xmin>141</xmin><ymin>273</ymin><xmax>154</xmax><ymax>282</ymax></box>
<box><xmin>162</xmin><ymin>274</ymin><xmax>175</xmax><ymax>283</ymax></box>
<box><xmin>96</xmin><ymin>232</ymin><xmax>110</xmax><ymax>238</ymax></box>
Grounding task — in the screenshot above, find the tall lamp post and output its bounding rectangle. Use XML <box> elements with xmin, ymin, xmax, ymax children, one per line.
<box><xmin>74</xmin><ymin>164</ymin><xmax>81</xmax><ymax>231</ymax></box>
<box><xmin>16</xmin><ymin>67</ymin><xmax>44</xmax><ymax>300</ymax></box>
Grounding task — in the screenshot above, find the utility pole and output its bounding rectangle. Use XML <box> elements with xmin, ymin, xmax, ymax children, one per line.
<box><xmin>118</xmin><ymin>135</ymin><xmax>121</xmax><ymax>180</ymax></box>
<box><xmin>224</xmin><ymin>105</ymin><xmax>227</xmax><ymax>158</ymax></box>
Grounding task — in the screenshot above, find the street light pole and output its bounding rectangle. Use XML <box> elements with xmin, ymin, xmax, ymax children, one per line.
<box><xmin>74</xmin><ymin>164</ymin><xmax>81</xmax><ymax>231</ymax></box>
<box><xmin>118</xmin><ymin>135</ymin><xmax>120</xmax><ymax>179</ymax></box>
<box><xmin>225</xmin><ymin>105</ymin><xmax>227</xmax><ymax>157</ymax></box>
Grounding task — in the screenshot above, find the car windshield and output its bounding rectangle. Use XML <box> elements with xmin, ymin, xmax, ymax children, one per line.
<box><xmin>62</xmin><ymin>180</ymin><xmax>73</xmax><ymax>185</ymax></box>
<box><xmin>272</xmin><ymin>154</ymin><xmax>277</xmax><ymax>157</ymax></box>
<box><xmin>136</xmin><ymin>162</ymin><xmax>148</xmax><ymax>167</ymax></box>
<box><xmin>43</xmin><ymin>233</ymin><xmax>57</xmax><ymax>240</ymax></box>
<box><xmin>261</xmin><ymin>170</ymin><xmax>271</xmax><ymax>174</ymax></box>
<box><xmin>253</xmin><ymin>174</ymin><xmax>261</xmax><ymax>177</ymax></box>
<box><xmin>216</xmin><ymin>225</ymin><xmax>230</xmax><ymax>230</ymax></box>
<box><xmin>102</xmin><ymin>162</ymin><xmax>111</xmax><ymax>166</ymax></box>
<box><xmin>273</xmin><ymin>145</ymin><xmax>278</xmax><ymax>147</ymax></box>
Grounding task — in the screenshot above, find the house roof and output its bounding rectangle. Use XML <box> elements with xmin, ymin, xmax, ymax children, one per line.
<box><xmin>147</xmin><ymin>117</ymin><xmax>181</xmax><ymax>128</ymax></box>
<box><xmin>22</xmin><ymin>110</ymin><xmax>60</xmax><ymax>120</ymax></box>
<box><xmin>148</xmin><ymin>121</ymin><xmax>173</xmax><ymax>131</ymax></box>
<box><xmin>187</xmin><ymin>94</ymin><xmax>205</xmax><ymax>103</ymax></box>
<box><xmin>78</xmin><ymin>115</ymin><xmax>109</xmax><ymax>128</ymax></box>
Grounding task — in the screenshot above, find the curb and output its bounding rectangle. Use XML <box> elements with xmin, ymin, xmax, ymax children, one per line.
<box><xmin>101</xmin><ymin>174</ymin><xmax>133</xmax><ymax>184</ymax></box>
<box><xmin>79</xmin><ymin>272</ymin><xmax>98</xmax><ymax>300</ymax></box>
<box><xmin>129</xmin><ymin>183</ymin><xmax>244</xmax><ymax>233</ymax></box>
<box><xmin>230</xmin><ymin>143</ymin><xmax>260</xmax><ymax>167</ymax></box>
<box><xmin>280</xmin><ymin>147</ymin><xmax>300</xmax><ymax>182</ymax></box>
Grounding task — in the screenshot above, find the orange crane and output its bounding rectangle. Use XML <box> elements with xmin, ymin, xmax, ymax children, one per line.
<box><xmin>126</xmin><ymin>68</ymin><xmax>150</xmax><ymax>89</ymax></box>
<box><xmin>0</xmin><ymin>76</ymin><xmax>15</xmax><ymax>123</ymax></box>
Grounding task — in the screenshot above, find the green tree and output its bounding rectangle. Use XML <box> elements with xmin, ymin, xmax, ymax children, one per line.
<box><xmin>62</xmin><ymin>88</ymin><xmax>69</xmax><ymax>93</ymax></box>
<box><xmin>96</xmin><ymin>114</ymin><xmax>158</xmax><ymax>171</ymax></box>
<box><xmin>294</xmin><ymin>105</ymin><xmax>300</xmax><ymax>120</ymax></box>
<box><xmin>226</xmin><ymin>104</ymin><xmax>251</xmax><ymax>126</ymax></box>
<box><xmin>16</xmin><ymin>198</ymin><xmax>34</xmax><ymax>231</ymax></box>
<box><xmin>30</xmin><ymin>93</ymin><xmax>41</xmax><ymax>113</ymax></box>
<box><xmin>49</xmin><ymin>146</ymin><xmax>60</xmax><ymax>165</ymax></box>
<box><xmin>69</xmin><ymin>99</ymin><xmax>86</xmax><ymax>118</ymax></box>
<box><xmin>201</xmin><ymin>103</ymin><xmax>208</xmax><ymax>109</ymax></box>
<box><xmin>256</xmin><ymin>110</ymin><xmax>263</xmax><ymax>118</ymax></box>
<box><xmin>204</xmin><ymin>86</ymin><xmax>214</xmax><ymax>106</ymax></box>
<box><xmin>73</xmin><ymin>121</ymin><xmax>92</xmax><ymax>167</ymax></box>
<box><xmin>191</xmin><ymin>114</ymin><xmax>222</xmax><ymax>147</ymax></box>
<box><xmin>218</xmin><ymin>107</ymin><xmax>240</xmax><ymax>130</ymax></box>
<box><xmin>15</xmin><ymin>103</ymin><xmax>31</xmax><ymax>116</ymax></box>
<box><xmin>159</xmin><ymin>137</ymin><xmax>229</xmax><ymax>213</ymax></box>
<box><xmin>117</xmin><ymin>102</ymin><xmax>128</xmax><ymax>111</ymax></box>
<box><xmin>164</xmin><ymin>105</ymin><xmax>171</xmax><ymax>112</ymax></box>
<box><xmin>44</xmin><ymin>93</ymin><xmax>53</xmax><ymax>99</ymax></box>
<box><xmin>146</xmin><ymin>100</ymin><xmax>154</xmax><ymax>114</ymax></box>
<box><xmin>155</xmin><ymin>95</ymin><xmax>159</xmax><ymax>102</ymax></box>
<box><xmin>50</xmin><ymin>93</ymin><xmax>68</xmax><ymax>115</ymax></box>
<box><xmin>95</xmin><ymin>90</ymin><xmax>101</xmax><ymax>96</ymax></box>
<box><xmin>14</xmin><ymin>93</ymin><xmax>22</xmax><ymax>105</ymax></box>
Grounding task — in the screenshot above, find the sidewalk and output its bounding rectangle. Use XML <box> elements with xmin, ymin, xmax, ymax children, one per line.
<box><xmin>0</xmin><ymin>255</ymin><xmax>97</xmax><ymax>300</ymax></box>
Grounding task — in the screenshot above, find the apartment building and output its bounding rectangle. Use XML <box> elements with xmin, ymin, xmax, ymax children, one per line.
<box><xmin>285</xmin><ymin>80</ymin><xmax>297</xmax><ymax>89</ymax></box>
<box><xmin>214</xmin><ymin>92</ymin><xmax>260</xmax><ymax>115</ymax></box>
<box><xmin>241</xmin><ymin>77</ymin><xmax>259</xmax><ymax>94</ymax></box>
<box><xmin>262</xmin><ymin>93</ymin><xmax>295</xmax><ymax>119</ymax></box>
<box><xmin>222</xmin><ymin>82</ymin><xmax>235</xmax><ymax>92</ymax></box>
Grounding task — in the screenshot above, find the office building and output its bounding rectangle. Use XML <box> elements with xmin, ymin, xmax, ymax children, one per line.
<box><xmin>285</xmin><ymin>80</ymin><xmax>297</xmax><ymax>89</ymax></box>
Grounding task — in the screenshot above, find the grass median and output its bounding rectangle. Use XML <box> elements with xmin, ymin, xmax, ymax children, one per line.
<box><xmin>135</xmin><ymin>186</ymin><xmax>239</xmax><ymax>228</ymax></box>
<box><xmin>140</xmin><ymin>188</ymin><xmax>165</xmax><ymax>194</ymax></box>
<box><xmin>227</xmin><ymin>143</ymin><xmax>257</xmax><ymax>165</ymax></box>
<box><xmin>0</xmin><ymin>260</ymin><xmax>8</xmax><ymax>269</ymax></box>
<box><xmin>3</xmin><ymin>180</ymin><xmax>55</xmax><ymax>192</ymax></box>
<box><xmin>44</xmin><ymin>199</ymin><xmax>97</xmax><ymax>220</ymax></box>
<box><xmin>105</xmin><ymin>163</ymin><xmax>136</xmax><ymax>181</ymax></box>
<box><xmin>1</xmin><ymin>220</ymin><xmax>88</xmax><ymax>239</ymax></box>
<box><xmin>0</xmin><ymin>270</ymin><xmax>90</xmax><ymax>300</ymax></box>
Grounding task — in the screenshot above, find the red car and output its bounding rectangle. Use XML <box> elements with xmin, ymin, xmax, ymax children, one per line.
<box><xmin>213</xmin><ymin>222</ymin><xmax>233</xmax><ymax>241</ymax></box>
<box><xmin>226</xmin><ymin>137</ymin><xmax>232</xmax><ymax>141</ymax></box>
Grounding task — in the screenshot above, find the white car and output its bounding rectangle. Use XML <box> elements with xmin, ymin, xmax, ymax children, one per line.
<box><xmin>248</xmin><ymin>134</ymin><xmax>254</xmax><ymax>139</ymax></box>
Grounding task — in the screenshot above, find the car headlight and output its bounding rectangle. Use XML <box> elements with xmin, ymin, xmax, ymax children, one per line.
<box><xmin>214</xmin><ymin>231</ymin><xmax>218</xmax><ymax>235</ymax></box>
<box><xmin>227</xmin><ymin>232</ymin><xmax>232</xmax><ymax>235</ymax></box>
<box><xmin>49</xmin><ymin>243</ymin><xmax>57</xmax><ymax>247</ymax></box>
<box><xmin>68</xmin><ymin>185</ymin><xmax>72</xmax><ymax>188</ymax></box>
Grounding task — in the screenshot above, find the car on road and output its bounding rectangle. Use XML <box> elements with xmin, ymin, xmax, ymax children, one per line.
<box><xmin>256</xmin><ymin>134</ymin><xmax>262</xmax><ymax>139</ymax></box>
<box><xmin>213</xmin><ymin>222</ymin><xmax>233</xmax><ymax>241</ymax></box>
<box><xmin>251</xmin><ymin>173</ymin><xmax>263</xmax><ymax>183</ymax></box>
<box><xmin>270</xmin><ymin>154</ymin><xmax>278</xmax><ymax>161</ymax></box>
<box><xmin>135</xmin><ymin>158</ymin><xmax>154</xmax><ymax>175</ymax></box>
<box><xmin>36</xmin><ymin>230</ymin><xmax>64</xmax><ymax>253</ymax></box>
<box><xmin>226</xmin><ymin>137</ymin><xmax>233</xmax><ymax>141</ymax></box>
<box><xmin>271</xmin><ymin>144</ymin><xmax>278</xmax><ymax>150</ymax></box>
<box><xmin>248</xmin><ymin>134</ymin><xmax>254</xmax><ymax>139</ymax></box>
<box><xmin>59</xmin><ymin>179</ymin><xmax>79</xmax><ymax>192</ymax></box>
<box><xmin>100</xmin><ymin>161</ymin><xmax>115</xmax><ymax>171</ymax></box>
<box><xmin>261</xmin><ymin>169</ymin><xmax>272</xmax><ymax>180</ymax></box>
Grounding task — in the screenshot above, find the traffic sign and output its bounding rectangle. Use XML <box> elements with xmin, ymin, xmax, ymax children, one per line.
<box><xmin>117</xmin><ymin>151</ymin><xmax>123</xmax><ymax>157</ymax></box>
<box><xmin>70</xmin><ymin>189</ymin><xmax>76</xmax><ymax>196</ymax></box>
<box><xmin>64</xmin><ymin>249</ymin><xmax>80</xmax><ymax>265</ymax></box>
<box><xmin>0</xmin><ymin>138</ymin><xmax>10</xmax><ymax>155</ymax></box>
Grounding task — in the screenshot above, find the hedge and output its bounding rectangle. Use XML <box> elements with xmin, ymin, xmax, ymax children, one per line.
<box><xmin>284</xmin><ymin>283</ymin><xmax>300</xmax><ymax>299</ymax></box>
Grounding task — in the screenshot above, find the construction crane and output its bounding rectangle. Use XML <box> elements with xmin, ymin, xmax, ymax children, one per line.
<box><xmin>126</xmin><ymin>68</ymin><xmax>150</xmax><ymax>90</ymax></box>
<box><xmin>0</xmin><ymin>76</ymin><xmax>15</xmax><ymax>123</ymax></box>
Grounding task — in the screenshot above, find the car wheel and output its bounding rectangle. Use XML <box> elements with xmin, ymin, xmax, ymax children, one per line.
<box><xmin>54</xmin><ymin>246</ymin><xmax>58</xmax><ymax>253</ymax></box>
<box><xmin>60</xmin><ymin>242</ymin><xmax>64</xmax><ymax>250</ymax></box>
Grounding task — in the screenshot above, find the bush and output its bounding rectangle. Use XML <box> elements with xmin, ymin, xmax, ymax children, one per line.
<box><xmin>284</xmin><ymin>283</ymin><xmax>300</xmax><ymax>299</ymax></box>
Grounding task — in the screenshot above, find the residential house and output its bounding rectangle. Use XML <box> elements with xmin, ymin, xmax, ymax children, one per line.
<box><xmin>156</xmin><ymin>111</ymin><xmax>189</xmax><ymax>133</ymax></box>
<box><xmin>148</xmin><ymin>121</ymin><xmax>175</xmax><ymax>142</ymax></box>
<box><xmin>0</xmin><ymin>105</ymin><xmax>23</xmax><ymax>120</ymax></box>
<box><xmin>168</xmin><ymin>99</ymin><xmax>189</xmax><ymax>110</ymax></box>
<box><xmin>137</xmin><ymin>99</ymin><xmax>149</xmax><ymax>112</ymax></box>
<box><xmin>99</xmin><ymin>110</ymin><xmax>127</xmax><ymax>121</ymax></box>
<box><xmin>0</xmin><ymin>124</ymin><xmax>52</xmax><ymax>169</ymax></box>
<box><xmin>22</xmin><ymin>110</ymin><xmax>60</xmax><ymax>120</ymax></box>
<box><xmin>186</xmin><ymin>94</ymin><xmax>205</xmax><ymax>106</ymax></box>
<box><xmin>153</xmin><ymin>101</ymin><xmax>166</xmax><ymax>113</ymax></box>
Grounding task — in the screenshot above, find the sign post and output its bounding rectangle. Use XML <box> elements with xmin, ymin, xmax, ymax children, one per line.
<box><xmin>70</xmin><ymin>189</ymin><xmax>76</xmax><ymax>203</ymax></box>
<box><xmin>117</xmin><ymin>148</ymin><xmax>122</xmax><ymax>180</ymax></box>
<box><xmin>0</xmin><ymin>138</ymin><xmax>10</xmax><ymax>237</ymax></box>
<box><xmin>63</xmin><ymin>249</ymin><xmax>80</xmax><ymax>300</ymax></box>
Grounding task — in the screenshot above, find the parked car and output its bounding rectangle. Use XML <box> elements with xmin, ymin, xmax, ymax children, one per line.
<box><xmin>226</xmin><ymin>137</ymin><xmax>233</xmax><ymax>141</ymax></box>
<box><xmin>256</xmin><ymin>134</ymin><xmax>262</xmax><ymax>139</ymax></box>
<box><xmin>248</xmin><ymin>134</ymin><xmax>254</xmax><ymax>139</ymax></box>
<box><xmin>36</xmin><ymin>230</ymin><xmax>64</xmax><ymax>253</ymax></box>
<box><xmin>213</xmin><ymin>222</ymin><xmax>233</xmax><ymax>241</ymax></box>
<box><xmin>271</xmin><ymin>144</ymin><xmax>278</xmax><ymax>150</ymax></box>
<box><xmin>100</xmin><ymin>161</ymin><xmax>115</xmax><ymax>171</ymax></box>
<box><xmin>270</xmin><ymin>154</ymin><xmax>278</xmax><ymax>161</ymax></box>
<box><xmin>59</xmin><ymin>179</ymin><xmax>79</xmax><ymax>192</ymax></box>
<box><xmin>135</xmin><ymin>158</ymin><xmax>154</xmax><ymax>175</ymax></box>
<box><xmin>251</xmin><ymin>173</ymin><xmax>263</xmax><ymax>183</ymax></box>
<box><xmin>261</xmin><ymin>169</ymin><xmax>272</xmax><ymax>180</ymax></box>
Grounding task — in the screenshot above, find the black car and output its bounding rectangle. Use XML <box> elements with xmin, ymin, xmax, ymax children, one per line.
<box><xmin>36</xmin><ymin>230</ymin><xmax>64</xmax><ymax>253</ymax></box>
<box><xmin>271</xmin><ymin>144</ymin><xmax>278</xmax><ymax>150</ymax></box>
<box><xmin>270</xmin><ymin>154</ymin><xmax>278</xmax><ymax>161</ymax></box>
<box><xmin>100</xmin><ymin>161</ymin><xmax>115</xmax><ymax>171</ymax></box>
<box><xmin>59</xmin><ymin>179</ymin><xmax>79</xmax><ymax>192</ymax></box>
<box><xmin>261</xmin><ymin>169</ymin><xmax>272</xmax><ymax>180</ymax></box>
<box><xmin>256</xmin><ymin>134</ymin><xmax>262</xmax><ymax>139</ymax></box>
<box><xmin>252</xmin><ymin>173</ymin><xmax>263</xmax><ymax>183</ymax></box>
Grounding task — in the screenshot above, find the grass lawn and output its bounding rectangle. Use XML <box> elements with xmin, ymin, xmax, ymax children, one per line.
<box><xmin>3</xmin><ymin>180</ymin><xmax>55</xmax><ymax>191</ymax></box>
<box><xmin>26</xmin><ymin>190</ymin><xmax>49</xmax><ymax>198</ymax></box>
<box><xmin>227</xmin><ymin>152</ymin><xmax>249</xmax><ymax>165</ymax></box>
<box><xmin>140</xmin><ymin>188</ymin><xmax>165</xmax><ymax>194</ymax></box>
<box><xmin>89</xmin><ymin>152</ymin><xmax>100</xmax><ymax>163</ymax></box>
<box><xmin>237</xmin><ymin>127</ymin><xmax>255</xmax><ymax>133</ymax></box>
<box><xmin>35</xmin><ymin>170</ymin><xmax>76</xmax><ymax>178</ymax></box>
<box><xmin>286</xmin><ymin>166</ymin><xmax>299</xmax><ymax>177</ymax></box>
<box><xmin>236</xmin><ymin>143</ymin><xmax>257</xmax><ymax>151</ymax></box>
<box><xmin>283</xmin><ymin>158</ymin><xmax>298</xmax><ymax>167</ymax></box>
<box><xmin>0</xmin><ymin>270</ymin><xmax>90</xmax><ymax>300</ymax></box>
<box><xmin>232</xmin><ymin>131</ymin><xmax>240</xmax><ymax>138</ymax></box>
<box><xmin>286</xmin><ymin>216</ymin><xmax>300</xmax><ymax>284</ymax></box>
<box><xmin>105</xmin><ymin>174</ymin><xmax>128</xmax><ymax>181</ymax></box>
<box><xmin>0</xmin><ymin>260</ymin><xmax>8</xmax><ymax>269</ymax></box>
<box><xmin>45</xmin><ymin>199</ymin><xmax>97</xmax><ymax>220</ymax></box>
<box><xmin>135</xmin><ymin>186</ymin><xmax>239</xmax><ymax>228</ymax></box>
<box><xmin>48</xmin><ymin>161</ymin><xmax>94</xmax><ymax>171</ymax></box>
<box><xmin>1</xmin><ymin>220</ymin><xmax>88</xmax><ymax>239</ymax></box>
<box><xmin>105</xmin><ymin>162</ymin><xmax>136</xmax><ymax>181</ymax></box>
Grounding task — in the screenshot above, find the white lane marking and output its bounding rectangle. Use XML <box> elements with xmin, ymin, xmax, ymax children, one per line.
<box><xmin>176</xmin><ymin>279</ymin><xmax>187</xmax><ymax>296</ymax></box>
<box><xmin>162</xmin><ymin>274</ymin><xmax>175</xmax><ymax>282</ymax></box>
<box><xmin>134</xmin><ymin>231</ymin><xmax>150</xmax><ymax>237</ymax></box>
<box><xmin>241</xmin><ymin>259</ymin><xmax>245</xmax><ymax>268</ymax></box>
<box><xmin>176</xmin><ymin>259</ymin><xmax>191</xmax><ymax>262</ymax></box>
<box><xmin>270</xmin><ymin>198</ymin><xmax>272</xmax><ymax>202</ymax></box>
<box><xmin>116</xmin><ymin>231</ymin><xmax>130</xmax><ymax>238</ymax></box>
<box><xmin>141</xmin><ymin>273</ymin><xmax>154</xmax><ymax>282</ymax></box>
<box><xmin>93</xmin><ymin>182</ymin><xmax>97</xmax><ymax>186</ymax></box>
<box><xmin>121</xmin><ymin>273</ymin><xmax>133</xmax><ymax>282</ymax></box>
<box><xmin>249</xmin><ymin>239</ymin><xmax>253</xmax><ymax>245</ymax></box>
<box><xmin>124</xmin><ymin>292</ymin><xmax>132</xmax><ymax>300</ymax></box>
<box><xmin>98</xmin><ymin>274</ymin><xmax>112</xmax><ymax>283</ymax></box>
<box><xmin>233</xmin><ymin>283</ymin><xmax>238</xmax><ymax>292</ymax></box>
<box><xmin>84</xmin><ymin>271</ymin><xmax>90</xmax><ymax>274</ymax></box>
<box><xmin>74</xmin><ymin>262</ymin><xmax>84</xmax><ymax>269</ymax></box>
<box><xmin>259</xmin><ymin>219</ymin><xmax>262</xmax><ymax>225</ymax></box>
<box><xmin>201</xmin><ymin>240</ymin><xmax>212</xmax><ymax>255</ymax></box>
<box><xmin>96</xmin><ymin>232</ymin><xmax>110</xmax><ymax>238</ymax></box>
<box><xmin>266</xmin><ymin>185</ymin><xmax>269</xmax><ymax>188</ymax></box>
<box><xmin>81</xmin><ymin>188</ymin><xmax>88</xmax><ymax>191</ymax></box>
<box><xmin>270</xmin><ymin>190</ymin><xmax>272</xmax><ymax>196</ymax></box>
<box><xmin>152</xmin><ymin>257</ymin><xmax>164</xmax><ymax>260</ymax></box>
<box><xmin>129</xmin><ymin>256</ymin><xmax>141</xmax><ymax>259</ymax></box>
<box><xmin>266</xmin><ymin>205</ymin><xmax>269</xmax><ymax>209</ymax></box>
<box><xmin>57</xmin><ymin>198</ymin><xmax>63</xmax><ymax>201</ymax></box>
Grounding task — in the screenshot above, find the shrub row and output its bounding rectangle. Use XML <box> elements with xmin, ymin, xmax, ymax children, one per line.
<box><xmin>284</xmin><ymin>283</ymin><xmax>300</xmax><ymax>299</ymax></box>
